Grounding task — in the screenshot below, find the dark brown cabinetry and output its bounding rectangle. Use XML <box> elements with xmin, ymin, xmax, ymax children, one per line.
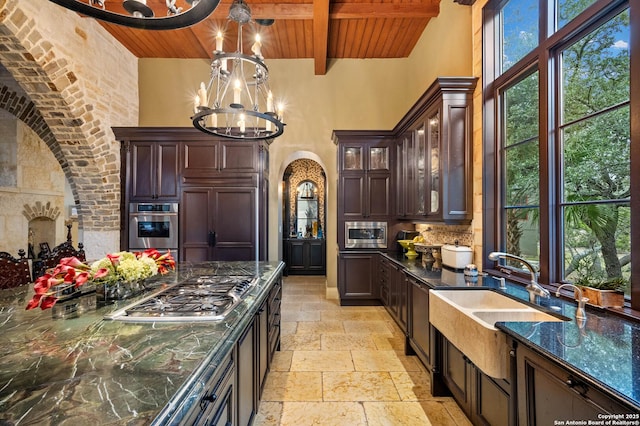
<box><xmin>182</xmin><ymin>140</ymin><xmax>258</xmax><ymax>178</ymax></box>
<box><xmin>440</xmin><ymin>335</ymin><xmax>514</xmax><ymax>426</ymax></box>
<box><xmin>236</xmin><ymin>275</ymin><xmax>283</xmax><ymax>426</ymax></box>
<box><xmin>378</xmin><ymin>256</ymin><xmax>390</xmax><ymax>306</ymax></box>
<box><xmin>179</xmin><ymin>272</ymin><xmax>282</xmax><ymax>425</ymax></box>
<box><xmin>181</xmin><ymin>186</ymin><xmax>257</xmax><ymax>261</ymax></box>
<box><xmin>237</xmin><ymin>318</ymin><xmax>257</xmax><ymax>426</ymax></box>
<box><xmin>515</xmin><ymin>342</ymin><xmax>634</xmax><ymax>425</ymax></box>
<box><xmin>184</xmin><ymin>352</ymin><xmax>236</xmax><ymax>425</ymax></box>
<box><xmin>407</xmin><ymin>275</ymin><xmax>432</xmax><ymax>370</ymax></box>
<box><xmin>337</xmin><ymin>252</ymin><xmax>379</xmax><ymax>305</ymax></box>
<box><xmin>395</xmin><ymin>131</ymin><xmax>414</xmax><ymax>217</ymax></box>
<box><xmin>387</xmin><ymin>263</ymin><xmax>407</xmax><ymax>332</ymax></box>
<box><xmin>393</xmin><ymin>77</ymin><xmax>477</xmax><ymax>223</ymax></box>
<box><xmin>129</xmin><ymin>141</ymin><xmax>179</xmax><ymax>201</ymax></box>
<box><xmin>284</xmin><ymin>239</ymin><xmax>326</xmax><ymax>275</ymax></box>
<box><xmin>257</xmin><ymin>298</ymin><xmax>269</xmax><ymax>397</ymax></box>
<box><xmin>237</xmin><ymin>276</ymin><xmax>283</xmax><ymax>426</ymax></box>
<box><xmin>378</xmin><ymin>256</ymin><xmax>408</xmax><ymax>334</ymax></box>
<box><xmin>267</xmin><ymin>277</ymin><xmax>282</xmax><ymax>360</ymax></box>
<box><xmin>116</xmin><ymin>128</ymin><xmax>268</xmax><ymax>260</ymax></box>
<box><xmin>334</xmin><ymin>133</ymin><xmax>393</xmax><ymax>221</ymax></box>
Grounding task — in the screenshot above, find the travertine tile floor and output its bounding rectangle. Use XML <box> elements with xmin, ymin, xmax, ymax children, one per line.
<box><xmin>254</xmin><ymin>275</ymin><xmax>472</xmax><ymax>426</ymax></box>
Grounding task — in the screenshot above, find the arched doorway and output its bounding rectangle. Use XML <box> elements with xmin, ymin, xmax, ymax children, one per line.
<box><xmin>281</xmin><ymin>159</ymin><xmax>326</xmax><ymax>275</ymax></box>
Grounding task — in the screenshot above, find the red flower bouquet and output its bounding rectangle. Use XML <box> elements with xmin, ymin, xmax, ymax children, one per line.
<box><xmin>26</xmin><ymin>249</ymin><xmax>175</xmax><ymax>310</ymax></box>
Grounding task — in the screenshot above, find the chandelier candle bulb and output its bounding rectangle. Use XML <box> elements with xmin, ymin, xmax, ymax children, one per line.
<box><xmin>251</xmin><ymin>34</ymin><xmax>262</xmax><ymax>57</ymax></box>
<box><xmin>216</xmin><ymin>31</ymin><xmax>224</xmax><ymax>51</ymax></box>
<box><xmin>193</xmin><ymin>95</ymin><xmax>200</xmax><ymax>114</ymax></box>
<box><xmin>234</xmin><ymin>79</ymin><xmax>241</xmax><ymax>104</ymax></box>
<box><xmin>277</xmin><ymin>103</ymin><xmax>284</xmax><ymax>121</ymax></box>
<box><xmin>239</xmin><ymin>114</ymin><xmax>246</xmax><ymax>133</ymax></box>
<box><xmin>198</xmin><ymin>82</ymin><xmax>207</xmax><ymax>106</ymax></box>
<box><xmin>267</xmin><ymin>90</ymin><xmax>273</xmax><ymax>112</ymax></box>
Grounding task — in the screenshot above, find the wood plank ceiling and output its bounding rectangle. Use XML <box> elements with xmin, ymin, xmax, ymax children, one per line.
<box><xmin>94</xmin><ymin>0</ymin><xmax>444</xmax><ymax>75</ymax></box>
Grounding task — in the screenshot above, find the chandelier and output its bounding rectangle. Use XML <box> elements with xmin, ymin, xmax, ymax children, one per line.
<box><xmin>48</xmin><ymin>0</ymin><xmax>221</xmax><ymax>30</ymax></box>
<box><xmin>191</xmin><ymin>0</ymin><xmax>285</xmax><ymax>141</ymax></box>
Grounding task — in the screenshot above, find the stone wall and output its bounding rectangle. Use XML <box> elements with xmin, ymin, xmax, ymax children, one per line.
<box><xmin>0</xmin><ymin>115</ymin><xmax>66</xmax><ymax>255</ymax></box>
<box><xmin>0</xmin><ymin>0</ymin><xmax>139</xmax><ymax>259</ymax></box>
<box><xmin>0</xmin><ymin>119</ymin><xmax>66</xmax><ymax>256</ymax></box>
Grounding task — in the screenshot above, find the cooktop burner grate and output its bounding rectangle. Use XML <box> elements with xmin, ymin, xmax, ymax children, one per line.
<box><xmin>104</xmin><ymin>275</ymin><xmax>258</xmax><ymax>322</ymax></box>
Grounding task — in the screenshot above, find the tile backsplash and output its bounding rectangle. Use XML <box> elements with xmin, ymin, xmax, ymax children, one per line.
<box><xmin>415</xmin><ymin>223</ymin><xmax>473</xmax><ymax>247</ymax></box>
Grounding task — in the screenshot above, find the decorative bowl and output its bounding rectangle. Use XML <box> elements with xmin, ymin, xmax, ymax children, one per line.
<box><xmin>397</xmin><ymin>240</ymin><xmax>419</xmax><ymax>259</ymax></box>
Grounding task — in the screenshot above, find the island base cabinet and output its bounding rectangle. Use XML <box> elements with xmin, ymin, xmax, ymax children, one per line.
<box><xmin>237</xmin><ymin>319</ymin><xmax>257</xmax><ymax>426</ymax></box>
<box><xmin>238</xmin><ymin>275</ymin><xmax>282</xmax><ymax>426</ymax></box>
<box><xmin>268</xmin><ymin>278</ymin><xmax>282</xmax><ymax>358</ymax></box>
<box><xmin>515</xmin><ymin>344</ymin><xmax>634</xmax><ymax>425</ymax></box>
<box><xmin>184</xmin><ymin>353</ymin><xmax>236</xmax><ymax>426</ymax></box>
<box><xmin>439</xmin><ymin>335</ymin><xmax>514</xmax><ymax>426</ymax></box>
<box><xmin>257</xmin><ymin>298</ymin><xmax>269</xmax><ymax>396</ymax></box>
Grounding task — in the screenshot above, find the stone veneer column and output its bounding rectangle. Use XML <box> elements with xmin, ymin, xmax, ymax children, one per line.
<box><xmin>0</xmin><ymin>0</ymin><xmax>138</xmax><ymax>259</ymax></box>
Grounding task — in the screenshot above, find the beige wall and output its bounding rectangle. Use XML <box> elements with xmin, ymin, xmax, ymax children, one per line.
<box><xmin>406</xmin><ymin>2</ymin><xmax>474</xmax><ymax>103</ymax></box>
<box><xmin>138</xmin><ymin>0</ymin><xmax>474</xmax><ymax>288</ymax></box>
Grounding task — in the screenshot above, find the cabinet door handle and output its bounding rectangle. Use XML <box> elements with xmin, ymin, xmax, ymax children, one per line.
<box><xmin>208</xmin><ymin>231</ymin><xmax>217</xmax><ymax>247</ymax></box>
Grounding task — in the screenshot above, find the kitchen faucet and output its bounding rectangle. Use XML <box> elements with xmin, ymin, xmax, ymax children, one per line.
<box><xmin>488</xmin><ymin>252</ymin><xmax>550</xmax><ymax>303</ymax></box>
<box><xmin>556</xmin><ymin>283</ymin><xmax>587</xmax><ymax>320</ymax></box>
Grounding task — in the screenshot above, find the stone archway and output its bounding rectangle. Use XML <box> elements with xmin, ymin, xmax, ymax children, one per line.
<box><xmin>0</xmin><ymin>1</ymin><xmax>138</xmax><ymax>257</ymax></box>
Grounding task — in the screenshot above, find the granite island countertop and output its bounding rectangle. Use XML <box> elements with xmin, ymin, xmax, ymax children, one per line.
<box><xmin>0</xmin><ymin>260</ymin><xmax>284</xmax><ymax>425</ymax></box>
<box><xmin>378</xmin><ymin>251</ymin><xmax>640</xmax><ymax>411</ymax></box>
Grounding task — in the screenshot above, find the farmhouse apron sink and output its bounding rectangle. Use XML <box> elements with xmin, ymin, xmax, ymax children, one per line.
<box><xmin>429</xmin><ymin>288</ymin><xmax>568</xmax><ymax>379</ymax></box>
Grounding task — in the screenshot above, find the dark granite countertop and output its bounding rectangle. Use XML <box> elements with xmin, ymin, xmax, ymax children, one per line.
<box><xmin>0</xmin><ymin>260</ymin><xmax>284</xmax><ymax>425</ymax></box>
<box><xmin>376</xmin><ymin>251</ymin><xmax>640</xmax><ymax>411</ymax></box>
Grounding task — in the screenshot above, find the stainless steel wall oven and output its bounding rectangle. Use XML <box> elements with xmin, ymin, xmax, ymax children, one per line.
<box><xmin>129</xmin><ymin>203</ymin><xmax>179</xmax><ymax>254</ymax></box>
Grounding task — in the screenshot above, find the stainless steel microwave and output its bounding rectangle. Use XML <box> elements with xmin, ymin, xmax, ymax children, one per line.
<box><xmin>345</xmin><ymin>221</ymin><xmax>388</xmax><ymax>249</ymax></box>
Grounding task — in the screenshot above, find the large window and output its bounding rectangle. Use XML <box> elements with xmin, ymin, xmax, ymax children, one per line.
<box><xmin>502</xmin><ymin>72</ymin><xmax>540</xmax><ymax>266</ymax></box>
<box><xmin>484</xmin><ymin>0</ymin><xmax>637</xmax><ymax>309</ymax></box>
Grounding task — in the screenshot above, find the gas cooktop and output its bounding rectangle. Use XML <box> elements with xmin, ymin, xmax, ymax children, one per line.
<box><xmin>104</xmin><ymin>275</ymin><xmax>258</xmax><ymax>322</ymax></box>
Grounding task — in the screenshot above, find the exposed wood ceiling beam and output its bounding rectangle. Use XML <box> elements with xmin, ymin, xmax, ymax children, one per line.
<box><xmin>313</xmin><ymin>0</ymin><xmax>330</xmax><ymax>75</ymax></box>
<box><xmin>209</xmin><ymin>2</ymin><xmax>440</xmax><ymax>20</ymax></box>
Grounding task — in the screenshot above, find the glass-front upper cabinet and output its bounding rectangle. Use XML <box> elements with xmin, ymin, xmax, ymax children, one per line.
<box><xmin>341</xmin><ymin>144</ymin><xmax>388</xmax><ymax>171</ymax></box>
<box><xmin>343</xmin><ymin>147</ymin><xmax>363</xmax><ymax>170</ymax></box>
<box><xmin>416</xmin><ymin>123</ymin><xmax>426</xmax><ymax>215</ymax></box>
<box><xmin>369</xmin><ymin>147</ymin><xmax>389</xmax><ymax>171</ymax></box>
<box><xmin>428</xmin><ymin>111</ymin><xmax>440</xmax><ymax>214</ymax></box>
<box><xmin>296</xmin><ymin>181</ymin><xmax>321</xmax><ymax>238</ymax></box>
